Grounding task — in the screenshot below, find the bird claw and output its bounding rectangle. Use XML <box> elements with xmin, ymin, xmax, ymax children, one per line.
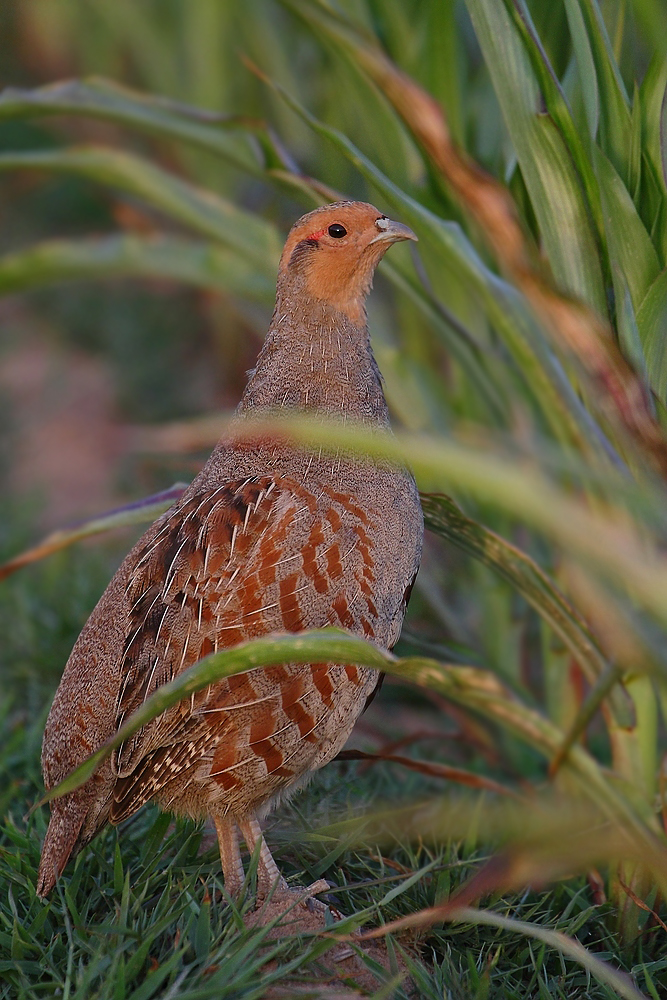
<box><xmin>257</xmin><ymin>876</ymin><xmax>330</xmax><ymax>908</ymax></box>
<box><xmin>246</xmin><ymin>875</ymin><xmax>344</xmax><ymax>931</ymax></box>
<box><xmin>301</xmin><ymin>878</ymin><xmax>339</xmax><ymax>914</ymax></box>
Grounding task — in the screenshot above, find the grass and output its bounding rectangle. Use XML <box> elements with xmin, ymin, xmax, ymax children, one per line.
<box><xmin>2</xmin><ymin>664</ymin><xmax>665</xmax><ymax>999</ymax></box>
<box><xmin>1</xmin><ymin>544</ymin><xmax>664</xmax><ymax>998</ymax></box>
<box><xmin>2</xmin><ymin>0</ymin><xmax>667</xmax><ymax>996</ymax></box>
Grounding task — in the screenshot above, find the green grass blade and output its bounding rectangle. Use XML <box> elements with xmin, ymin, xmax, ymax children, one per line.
<box><xmin>0</xmin><ymin>485</ymin><xmax>186</xmax><ymax>581</ymax></box>
<box><xmin>12</xmin><ymin>414</ymin><xmax>667</xmax><ymax>630</ymax></box>
<box><xmin>551</xmin><ymin>661</ymin><xmax>626</xmax><ymax>772</ymax></box>
<box><xmin>0</xmin><ymin>234</ymin><xmax>274</xmax><ymax>302</ymax></box>
<box><xmin>615</xmin><ymin>273</ymin><xmax>653</xmax><ymax>397</ymax></box>
<box><xmin>450</xmin><ymin>908</ymin><xmax>647</xmax><ymax>1000</ymax></box>
<box><xmin>0</xmin><ymin>146</ymin><xmax>282</xmax><ymax>271</ymax></box>
<box><xmin>465</xmin><ymin>0</ymin><xmax>606</xmax><ymax>314</ymax></box>
<box><xmin>0</xmin><ymin>77</ymin><xmax>260</xmax><ymax>175</ymax></box>
<box><xmin>37</xmin><ymin>625</ymin><xmax>660</xmax><ymax>864</ymax></box>
<box><xmin>417</xmin><ymin>0</ymin><xmax>465</xmax><ymax>145</ymax></box>
<box><xmin>31</xmin><ymin>625</ymin><xmax>573</xmax><ymax>804</ymax></box>
<box><xmin>421</xmin><ymin>492</ymin><xmax>633</xmax><ymax>727</ymax></box>
<box><xmin>595</xmin><ymin>146</ymin><xmax>660</xmax><ymax>312</ymax></box>
<box><xmin>636</xmin><ymin>267</ymin><xmax>667</xmax><ymax>405</ymax></box>
<box><xmin>640</xmin><ymin>54</ymin><xmax>667</xmax><ymax>195</ymax></box>
<box><xmin>37</xmin><ymin>629</ymin><xmax>392</xmax><ymax>803</ymax></box>
<box><xmin>236</xmin><ymin>415</ymin><xmax>667</xmax><ymax>629</ymax></box>
<box><xmin>2</xmin><ymin>470</ymin><xmax>641</xmax><ymax>739</ymax></box>
<box><xmin>562</xmin><ymin>0</ymin><xmax>600</xmax><ymax>140</ymax></box>
<box><xmin>662</xmin><ymin>83</ymin><xmax>667</xmax><ymax>195</ymax></box>
<box><xmin>380</xmin><ymin>257</ymin><xmax>509</xmax><ymax>424</ymax></box>
<box><xmin>630</xmin><ymin>0</ymin><xmax>667</xmax><ymax>50</ymax></box>
<box><xmin>503</xmin><ymin>0</ymin><xmax>604</xmax><ymax>234</ymax></box>
<box><xmin>629</xmin><ymin>84</ymin><xmax>643</xmax><ymax>203</ymax></box>
<box><xmin>570</xmin><ymin>0</ymin><xmax>632</xmax><ymax>184</ymax></box>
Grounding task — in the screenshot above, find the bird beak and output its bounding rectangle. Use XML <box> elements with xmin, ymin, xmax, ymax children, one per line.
<box><xmin>370</xmin><ymin>218</ymin><xmax>418</xmax><ymax>245</ymax></box>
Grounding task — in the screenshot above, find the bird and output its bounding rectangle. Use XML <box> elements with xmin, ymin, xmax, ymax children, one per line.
<box><xmin>37</xmin><ymin>200</ymin><xmax>424</xmax><ymax>906</ymax></box>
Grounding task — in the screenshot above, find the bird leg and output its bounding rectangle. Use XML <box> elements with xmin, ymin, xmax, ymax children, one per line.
<box><xmin>238</xmin><ymin>816</ymin><xmax>284</xmax><ymax>898</ymax></box>
<box><xmin>214</xmin><ymin>815</ymin><xmax>245</xmax><ymax>898</ymax></box>
<box><xmin>238</xmin><ymin>815</ymin><xmax>330</xmax><ymax>906</ymax></box>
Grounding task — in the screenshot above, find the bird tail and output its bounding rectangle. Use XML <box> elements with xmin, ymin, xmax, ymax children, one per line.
<box><xmin>36</xmin><ymin>796</ymin><xmax>89</xmax><ymax>897</ymax></box>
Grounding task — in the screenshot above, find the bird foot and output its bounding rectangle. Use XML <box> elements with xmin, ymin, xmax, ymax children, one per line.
<box><xmin>259</xmin><ymin>876</ymin><xmax>331</xmax><ymax>908</ymax></box>
<box><xmin>246</xmin><ymin>877</ymin><xmax>341</xmax><ymax>932</ymax></box>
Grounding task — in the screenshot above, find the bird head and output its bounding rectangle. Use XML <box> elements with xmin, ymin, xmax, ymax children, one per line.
<box><xmin>277</xmin><ymin>201</ymin><xmax>417</xmax><ymax>323</ymax></box>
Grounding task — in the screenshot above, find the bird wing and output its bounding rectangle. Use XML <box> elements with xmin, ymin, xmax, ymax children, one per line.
<box><xmin>110</xmin><ymin>473</ymin><xmax>381</xmax><ymax>813</ymax></box>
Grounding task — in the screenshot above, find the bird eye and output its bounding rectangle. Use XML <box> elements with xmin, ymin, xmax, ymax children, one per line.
<box><xmin>328</xmin><ymin>224</ymin><xmax>347</xmax><ymax>238</ymax></box>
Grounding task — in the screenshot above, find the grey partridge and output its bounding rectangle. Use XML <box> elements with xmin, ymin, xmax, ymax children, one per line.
<box><xmin>37</xmin><ymin>201</ymin><xmax>424</xmax><ymax>904</ymax></box>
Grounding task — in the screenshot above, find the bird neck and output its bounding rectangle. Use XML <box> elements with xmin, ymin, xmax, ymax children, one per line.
<box><xmin>237</xmin><ymin>293</ymin><xmax>390</xmax><ymax>426</ymax></box>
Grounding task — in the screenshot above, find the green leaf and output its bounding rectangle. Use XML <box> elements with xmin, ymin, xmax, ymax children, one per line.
<box><xmin>193</xmin><ymin>897</ymin><xmax>211</xmax><ymax>962</ymax></box>
<box><xmin>503</xmin><ymin>0</ymin><xmax>603</xmax><ymax>236</ymax></box>
<box><xmin>0</xmin><ymin>146</ymin><xmax>282</xmax><ymax>271</ymax></box>
<box><xmin>12</xmin><ymin>415</ymin><xmax>667</xmax><ymax>630</ymax></box>
<box><xmin>636</xmin><ymin>267</ymin><xmax>667</xmax><ymax>405</ymax></box>
<box><xmin>550</xmin><ymin>660</ymin><xmax>627</xmax><ymax>774</ymax></box>
<box><xmin>630</xmin><ymin>0</ymin><xmax>667</xmax><ymax>54</ymax></box>
<box><xmin>380</xmin><ymin>257</ymin><xmax>508</xmax><ymax>424</ymax></box>
<box><xmin>638</xmin><ymin>54</ymin><xmax>667</xmax><ymax>261</ymax></box>
<box><xmin>240</xmin><ymin>415</ymin><xmax>667</xmax><ymax>628</ymax></box>
<box><xmin>37</xmin><ymin>627</ymin><xmax>652</xmax><ymax>846</ymax></box>
<box><xmin>629</xmin><ymin>84</ymin><xmax>643</xmax><ymax>204</ymax></box>
<box><xmin>595</xmin><ymin>146</ymin><xmax>660</xmax><ymax>313</ymax></box>
<box><xmin>562</xmin><ymin>0</ymin><xmax>599</xmax><ymax>140</ymax></box>
<box><xmin>0</xmin><ymin>77</ymin><xmax>260</xmax><ymax>175</ymax></box>
<box><xmin>6</xmin><ymin>472</ymin><xmax>643</xmax><ymax>740</ymax></box>
<box><xmin>126</xmin><ymin>949</ymin><xmax>183</xmax><ymax>1000</ymax></box>
<box><xmin>448</xmin><ymin>907</ymin><xmax>647</xmax><ymax>1000</ymax></box>
<box><xmin>0</xmin><ymin>485</ymin><xmax>186</xmax><ymax>581</ymax></box>
<box><xmin>0</xmin><ymin>234</ymin><xmax>275</xmax><ymax>302</ymax></box>
<box><xmin>661</xmin><ymin>80</ymin><xmax>667</xmax><ymax>192</ymax></box>
<box><xmin>465</xmin><ymin>0</ymin><xmax>607</xmax><ymax>315</ymax></box>
<box><xmin>568</xmin><ymin>0</ymin><xmax>633</xmax><ymax>184</ymax></box>
<box><xmin>639</xmin><ymin>53</ymin><xmax>667</xmax><ymax>192</ymax></box>
<box><xmin>420</xmin><ymin>492</ymin><xmax>633</xmax><ymax>727</ymax></box>
<box><xmin>614</xmin><ymin>271</ymin><xmax>653</xmax><ymax>399</ymax></box>
<box><xmin>416</xmin><ymin>0</ymin><xmax>465</xmax><ymax>145</ymax></box>
<box><xmin>36</xmin><ymin>630</ymin><xmax>389</xmax><ymax>803</ymax></box>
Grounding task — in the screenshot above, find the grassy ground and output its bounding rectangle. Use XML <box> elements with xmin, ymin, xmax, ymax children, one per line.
<box><xmin>3</xmin><ymin>696</ymin><xmax>664</xmax><ymax>999</ymax></box>
<box><xmin>1</xmin><ymin>543</ymin><xmax>664</xmax><ymax>999</ymax></box>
